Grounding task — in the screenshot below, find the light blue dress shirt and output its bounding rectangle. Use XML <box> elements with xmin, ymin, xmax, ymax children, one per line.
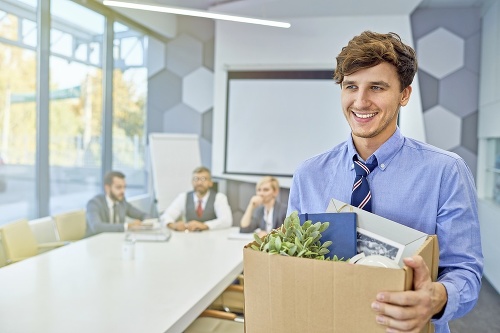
<box><xmin>287</xmin><ymin>128</ymin><xmax>483</xmax><ymax>333</ymax></box>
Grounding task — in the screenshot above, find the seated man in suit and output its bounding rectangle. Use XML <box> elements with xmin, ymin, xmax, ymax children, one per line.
<box><xmin>160</xmin><ymin>166</ymin><xmax>232</xmax><ymax>232</ymax></box>
<box><xmin>239</xmin><ymin>176</ymin><xmax>287</xmax><ymax>237</ymax></box>
<box><xmin>86</xmin><ymin>171</ymin><xmax>149</xmax><ymax>236</ymax></box>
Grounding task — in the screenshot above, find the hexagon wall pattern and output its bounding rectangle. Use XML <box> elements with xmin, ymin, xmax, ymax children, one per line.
<box><xmin>412</xmin><ymin>8</ymin><xmax>480</xmax><ymax>180</ymax></box>
<box><xmin>182</xmin><ymin>67</ymin><xmax>214</xmax><ymax>113</ymax></box>
<box><xmin>417</xmin><ymin>27</ymin><xmax>464</xmax><ymax>79</ymax></box>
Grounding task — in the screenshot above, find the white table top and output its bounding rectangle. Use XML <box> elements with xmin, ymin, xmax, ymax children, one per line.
<box><xmin>0</xmin><ymin>227</ymin><xmax>250</xmax><ymax>333</ymax></box>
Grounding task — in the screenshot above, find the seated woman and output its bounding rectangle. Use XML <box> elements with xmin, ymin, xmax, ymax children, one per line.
<box><xmin>239</xmin><ymin>176</ymin><xmax>287</xmax><ymax>236</ymax></box>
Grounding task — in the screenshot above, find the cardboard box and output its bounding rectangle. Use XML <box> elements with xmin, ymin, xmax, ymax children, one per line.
<box><xmin>243</xmin><ymin>200</ymin><xmax>439</xmax><ymax>333</ymax></box>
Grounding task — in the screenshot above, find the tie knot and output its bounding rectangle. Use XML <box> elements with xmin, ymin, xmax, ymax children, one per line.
<box><xmin>353</xmin><ymin>156</ymin><xmax>378</xmax><ymax>177</ymax></box>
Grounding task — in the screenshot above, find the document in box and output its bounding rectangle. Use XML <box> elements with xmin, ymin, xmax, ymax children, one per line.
<box><xmin>298</xmin><ymin>212</ymin><xmax>357</xmax><ymax>260</ymax></box>
<box><xmin>326</xmin><ymin>198</ymin><xmax>428</xmax><ymax>267</ymax></box>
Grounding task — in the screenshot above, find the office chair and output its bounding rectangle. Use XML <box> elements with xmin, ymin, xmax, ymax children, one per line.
<box><xmin>53</xmin><ymin>209</ymin><xmax>87</xmax><ymax>242</ymax></box>
<box><xmin>0</xmin><ymin>219</ymin><xmax>67</xmax><ymax>264</ymax></box>
<box><xmin>184</xmin><ymin>276</ymin><xmax>245</xmax><ymax>333</ymax></box>
<box><xmin>184</xmin><ymin>309</ymin><xmax>244</xmax><ymax>333</ymax></box>
<box><xmin>209</xmin><ymin>284</ymin><xmax>245</xmax><ymax>315</ymax></box>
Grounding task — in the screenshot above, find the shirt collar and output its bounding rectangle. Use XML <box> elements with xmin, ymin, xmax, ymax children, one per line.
<box><xmin>193</xmin><ymin>191</ymin><xmax>209</xmax><ymax>203</ymax></box>
<box><xmin>105</xmin><ymin>195</ymin><xmax>115</xmax><ymax>209</ymax></box>
<box><xmin>347</xmin><ymin>127</ymin><xmax>404</xmax><ymax>171</ymax></box>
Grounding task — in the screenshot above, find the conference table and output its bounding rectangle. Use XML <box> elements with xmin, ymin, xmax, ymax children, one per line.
<box><xmin>0</xmin><ymin>227</ymin><xmax>251</xmax><ymax>333</ymax></box>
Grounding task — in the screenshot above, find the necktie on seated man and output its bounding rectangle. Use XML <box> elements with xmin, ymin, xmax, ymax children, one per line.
<box><xmin>196</xmin><ymin>200</ymin><xmax>203</xmax><ymax>218</ymax></box>
<box><xmin>351</xmin><ymin>156</ymin><xmax>378</xmax><ymax>212</ymax></box>
<box><xmin>113</xmin><ymin>202</ymin><xmax>118</xmax><ymax>224</ymax></box>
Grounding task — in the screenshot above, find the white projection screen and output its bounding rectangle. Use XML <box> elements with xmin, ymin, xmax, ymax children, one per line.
<box><xmin>225</xmin><ymin>70</ymin><xmax>351</xmax><ymax>177</ymax></box>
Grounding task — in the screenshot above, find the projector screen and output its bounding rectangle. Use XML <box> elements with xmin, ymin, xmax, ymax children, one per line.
<box><xmin>225</xmin><ymin>71</ymin><xmax>351</xmax><ymax>177</ymax></box>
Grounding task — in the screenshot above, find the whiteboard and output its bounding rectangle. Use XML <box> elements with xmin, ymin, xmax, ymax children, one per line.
<box><xmin>149</xmin><ymin>133</ymin><xmax>201</xmax><ymax>213</ymax></box>
<box><xmin>225</xmin><ymin>75</ymin><xmax>350</xmax><ymax>176</ymax></box>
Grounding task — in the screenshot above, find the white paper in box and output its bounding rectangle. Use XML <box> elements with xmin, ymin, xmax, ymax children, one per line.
<box><xmin>326</xmin><ymin>198</ymin><xmax>428</xmax><ymax>267</ymax></box>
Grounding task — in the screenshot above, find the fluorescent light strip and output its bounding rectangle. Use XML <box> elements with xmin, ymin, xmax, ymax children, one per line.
<box><xmin>103</xmin><ymin>1</ymin><xmax>291</xmax><ymax>28</ymax></box>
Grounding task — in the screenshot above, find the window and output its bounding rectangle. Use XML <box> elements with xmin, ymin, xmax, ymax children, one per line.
<box><xmin>0</xmin><ymin>0</ymin><xmax>37</xmax><ymax>224</ymax></box>
<box><xmin>49</xmin><ymin>0</ymin><xmax>105</xmax><ymax>214</ymax></box>
<box><xmin>112</xmin><ymin>21</ymin><xmax>148</xmax><ymax>197</ymax></box>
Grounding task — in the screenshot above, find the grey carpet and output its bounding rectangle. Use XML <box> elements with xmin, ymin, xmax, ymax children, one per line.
<box><xmin>449</xmin><ymin>277</ymin><xmax>500</xmax><ymax>333</ymax></box>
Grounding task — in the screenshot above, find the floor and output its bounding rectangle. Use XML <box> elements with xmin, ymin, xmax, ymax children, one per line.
<box><xmin>449</xmin><ymin>277</ymin><xmax>500</xmax><ymax>333</ymax></box>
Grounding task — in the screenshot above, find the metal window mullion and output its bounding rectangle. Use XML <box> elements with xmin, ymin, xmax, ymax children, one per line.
<box><xmin>35</xmin><ymin>0</ymin><xmax>50</xmax><ymax>217</ymax></box>
<box><xmin>101</xmin><ymin>17</ymin><xmax>113</xmax><ymax>184</ymax></box>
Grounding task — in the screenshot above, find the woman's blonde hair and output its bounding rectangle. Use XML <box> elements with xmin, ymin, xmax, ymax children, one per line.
<box><xmin>256</xmin><ymin>176</ymin><xmax>280</xmax><ymax>192</ymax></box>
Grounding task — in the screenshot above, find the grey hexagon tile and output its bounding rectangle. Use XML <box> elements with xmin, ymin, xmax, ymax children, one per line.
<box><xmin>464</xmin><ymin>32</ymin><xmax>481</xmax><ymax>74</ymax></box>
<box><xmin>417</xmin><ymin>28</ymin><xmax>464</xmax><ymax>79</ymax></box>
<box><xmin>178</xmin><ymin>16</ymin><xmax>215</xmax><ymax>42</ymax></box>
<box><xmin>418</xmin><ymin>70</ymin><xmax>439</xmax><ymax>112</ymax></box>
<box><xmin>163</xmin><ymin>103</ymin><xmax>201</xmax><ymax>134</ymax></box>
<box><xmin>146</xmin><ymin>104</ymin><xmax>164</xmax><ymax>134</ymax></box>
<box><xmin>461</xmin><ymin>111</ymin><xmax>478</xmax><ymax>154</ymax></box>
<box><xmin>147</xmin><ymin>36</ymin><xmax>166</xmax><ymax>78</ymax></box>
<box><xmin>439</xmin><ymin>68</ymin><xmax>479</xmax><ymax>118</ymax></box>
<box><xmin>424</xmin><ymin>106</ymin><xmax>461</xmax><ymax>151</ymax></box>
<box><xmin>202</xmin><ymin>109</ymin><xmax>213</xmax><ymax>142</ymax></box>
<box><xmin>238</xmin><ymin>182</ymin><xmax>256</xmax><ymax>211</ymax></box>
<box><xmin>203</xmin><ymin>38</ymin><xmax>215</xmax><ymax>71</ymax></box>
<box><xmin>182</xmin><ymin>67</ymin><xmax>214</xmax><ymax>113</ymax></box>
<box><xmin>199</xmin><ymin>137</ymin><xmax>212</xmax><ymax>169</ymax></box>
<box><xmin>411</xmin><ymin>8</ymin><xmax>481</xmax><ymax>40</ymax></box>
<box><xmin>451</xmin><ymin>146</ymin><xmax>477</xmax><ymax>181</ymax></box>
<box><xmin>166</xmin><ymin>34</ymin><xmax>203</xmax><ymax>77</ymax></box>
<box><xmin>148</xmin><ymin>69</ymin><xmax>182</xmax><ymax>111</ymax></box>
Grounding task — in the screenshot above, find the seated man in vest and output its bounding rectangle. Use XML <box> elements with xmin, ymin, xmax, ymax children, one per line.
<box><xmin>86</xmin><ymin>170</ymin><xmax>149</xmax><ymax>236</ymax></box>
<box><xmin>160</xmin><ymin>166</ymin><xmax>232</xmax><ymax>231</ymax></box>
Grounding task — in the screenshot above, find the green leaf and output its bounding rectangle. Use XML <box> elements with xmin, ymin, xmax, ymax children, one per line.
<box><xmin>322</xmin><ymin>241</ymin><xmax>332</xmax><ymax>248</ymax></box>
<box><xmin>319</xmin><ymin>222</ymin><xmax>329</xmax><ymax>233</ymax></box>
<box><xmin>275</xmin><ymin>237</ymin><xmax>282</xmax><ymax>251</ymax></box>
<box><xmin>253</xmin><ymin>233</ymin><xmax>263</xmax><ymax>245</ymax></box>
<box><xmin>251</xmin><ymin>244</ymin><xmax>260</xmax><ymax>251</ymax></box>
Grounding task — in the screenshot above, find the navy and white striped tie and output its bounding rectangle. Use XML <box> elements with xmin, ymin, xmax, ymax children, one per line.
<box><xmin>351</xmin><ymin>156</ymin><xmax>378</xmax><ymax>212</ymax></box>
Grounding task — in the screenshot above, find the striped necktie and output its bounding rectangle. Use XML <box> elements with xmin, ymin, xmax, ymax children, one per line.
<box><xmin>351</xmin><ymin>156</ymin><xmax>378</xmax><ymax>212</ymax></box>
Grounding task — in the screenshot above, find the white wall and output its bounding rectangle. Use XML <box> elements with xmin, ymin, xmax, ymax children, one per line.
<box><xmin>212</xmin><ymin>15</ymin><xmax>424</xmax><ymax>187</ymax></box>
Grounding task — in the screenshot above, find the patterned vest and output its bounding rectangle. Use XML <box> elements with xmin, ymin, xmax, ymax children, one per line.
<box><xmin>185</xmin><ymin>190</ymin><xmax>217</xmax><ymax>222</ymax></box>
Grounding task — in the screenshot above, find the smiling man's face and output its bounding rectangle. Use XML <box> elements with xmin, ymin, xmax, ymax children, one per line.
<box><xmin>341</xmin><ymin>62</ymin><xmax>411</xmax><ymax>148</ymax></box>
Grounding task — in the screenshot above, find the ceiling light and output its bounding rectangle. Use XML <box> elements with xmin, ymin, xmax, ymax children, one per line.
<box><xmin>103</xmin><ymin>1</ymin><xmax>291</xmax><ymax>28</ymax></box>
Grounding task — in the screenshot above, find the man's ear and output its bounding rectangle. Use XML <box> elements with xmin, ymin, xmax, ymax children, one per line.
<box><xmin>400</xmin><ymin>85</ymin><xmax>412</xmax><ymax>106</ymax></box>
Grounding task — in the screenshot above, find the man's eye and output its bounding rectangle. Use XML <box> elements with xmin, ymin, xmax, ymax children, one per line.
<box><xmin>344</xmin><ymin>85</ymin><xmax>356</xmax><ymax>90</ymax></box>
<box><xmin>372</xmin><ymin>86</ymin><xmax>383</xmax><ymax>90</ymax></box>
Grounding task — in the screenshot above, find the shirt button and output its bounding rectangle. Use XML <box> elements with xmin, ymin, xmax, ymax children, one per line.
<box><xmin>380</xmin><ymin>163</ymin><xmax>386</xmax><ymax>169</ymax></box>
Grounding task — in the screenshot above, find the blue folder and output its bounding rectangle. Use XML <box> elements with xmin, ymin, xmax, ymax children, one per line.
<box><xmin>299</xmin><ymin>212</ymin><xmax>357</xmax><ymax>260</ymax></box>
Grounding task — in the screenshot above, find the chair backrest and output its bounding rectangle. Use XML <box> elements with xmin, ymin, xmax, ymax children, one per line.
<box><xmin>0</xmin><ymin>219</ymin><xmax>39</xmax><ymax>262</ymax></box>
<box><xmin>29</xmin><ymin>216</ymin><xmax>59</xmax><ymax>243</ymax></box>
<box><xmin>53</xmin><ymin>209</ymin><xmax>87</xmax><ymax>241</ymax></box>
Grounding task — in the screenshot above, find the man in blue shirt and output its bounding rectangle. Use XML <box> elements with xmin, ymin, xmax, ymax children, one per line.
<box><xmin>287</xmin><ymin>31</ymin><xmax>483</xmax><ymax>333</ymax></box>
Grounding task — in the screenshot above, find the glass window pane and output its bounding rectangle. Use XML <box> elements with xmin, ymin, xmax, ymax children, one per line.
<box><xmin>22</xmin><ymin>18</ymin><xmax>37</xmax><ymax>47</ymax></box>
<box><xmin>49</xmin><ymin>0</ymin><xmax>105</xmax><ymax>214</ymax></box>
<box><xmin>113</xmin><ymin>22</ymin><xmax>148</xmax><ymax>197</ymax></box>
<box><xmin>0</xmin><ymin>10</ymin><xmax>19</xmax><ymax>41</ymax></box>
<box><xmin>0</xmin><ymin>45</ymin><xmax>37</xmax><ymax>225</ymax></box>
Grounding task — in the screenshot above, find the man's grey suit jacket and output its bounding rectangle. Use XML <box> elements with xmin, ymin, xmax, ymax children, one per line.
<box><xmin>85</xmin><ymin>194</ymin><xmax>148</xmax><ymax>236</ymax></box>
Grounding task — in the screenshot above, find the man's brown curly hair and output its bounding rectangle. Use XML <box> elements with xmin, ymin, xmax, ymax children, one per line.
<box><xmin>333</xmin><ymin>31</ymin><xmax>417</xmax><ymax>92</ymax></box>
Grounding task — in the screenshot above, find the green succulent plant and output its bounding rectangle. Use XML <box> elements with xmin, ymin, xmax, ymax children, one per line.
<box><xmin>250</xmin><ymin>211</ymin><xmax>342</xmax><ymax>261</ymax></box>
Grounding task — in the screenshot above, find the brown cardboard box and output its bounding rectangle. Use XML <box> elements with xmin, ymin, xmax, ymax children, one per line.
<box><xmin>243</xmin><ymin>231</ymin><xmax>439</xmax><ymax>333</ymax></box>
